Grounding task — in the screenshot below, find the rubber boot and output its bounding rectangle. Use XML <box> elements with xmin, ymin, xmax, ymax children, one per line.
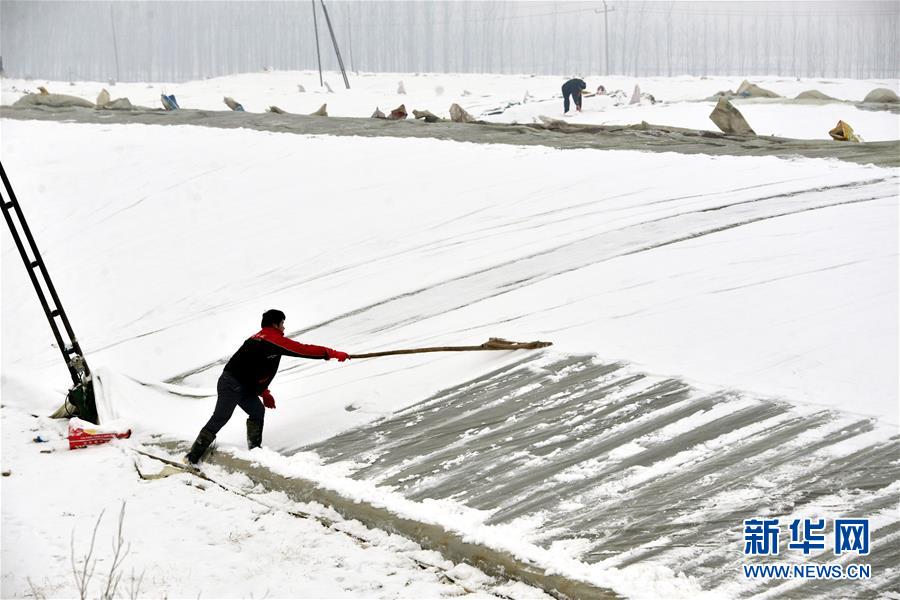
<box><xmin>246</xmin><ymin>419</ymin><xmax>263</xmax><ymax>450</ymax></box>
<box><xmin>185</xmin><ymin>428</ymin><xmax>216</xmax><ymax>464</ymax></box>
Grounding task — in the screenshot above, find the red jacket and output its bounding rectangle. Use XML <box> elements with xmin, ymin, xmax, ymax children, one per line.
<box><xmin>223</xmin><ymin>327</ymin><xmax>335</xmax><ymax>394</ymax></box>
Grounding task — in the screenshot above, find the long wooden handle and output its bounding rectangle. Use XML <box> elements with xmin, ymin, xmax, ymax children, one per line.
<box><xmin>348</xmin><ymin>338</ymin><xmax>552</xmax><ymax>359</ymax></box>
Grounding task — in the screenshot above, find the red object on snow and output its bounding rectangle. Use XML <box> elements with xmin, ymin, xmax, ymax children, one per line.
<box><xmin>67</xmin><ymin>419</ymin><xmax>131</xmax><ymax>450</ymax></box>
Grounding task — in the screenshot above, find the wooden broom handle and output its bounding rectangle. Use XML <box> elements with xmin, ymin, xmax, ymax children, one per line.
<box><xmin>348</xmin><ymin>338</ymin><xmax>552</xmax><ymax>359</ymax></box>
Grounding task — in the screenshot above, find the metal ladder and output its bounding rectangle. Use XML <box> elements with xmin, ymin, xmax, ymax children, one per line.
<box><xmin>1</xmin><ymin>160</ymin><xmax>96</xmax><ymax>420</ymax></box>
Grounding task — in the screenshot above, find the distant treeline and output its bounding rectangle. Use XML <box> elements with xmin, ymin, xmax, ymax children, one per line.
<box><xmin>1</xmin><ymin>1</ymin><xmax>897</xmax><ymax>82</ymax></box>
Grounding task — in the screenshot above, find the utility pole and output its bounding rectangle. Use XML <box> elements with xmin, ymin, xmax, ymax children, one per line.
<box><xmin>110</xmin><ymin>4</ymin><xmax>120</xmax><ymax>82</ymax></box>
<box><xmin>320</xmin><ymin>0</ymin><xmax>350</xmax><ymax>89</ymax></box>
<box><xmin>311</xmin><ymin>0</ymin><xmax>323</xmax><ymax>87</ymax></box>
<box><xmin>346</xmin><ymin>10</ymin><xmax>356</xmax><ymax>74</ymax></box>
<box><xmin>596</xmin><ymin>2</ymin><xmax>615</xmax><ymax>76</ymax></box>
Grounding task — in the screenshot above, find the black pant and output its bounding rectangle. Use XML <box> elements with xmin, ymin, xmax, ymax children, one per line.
<box><xmin>202</xmin><ymin>371</ymin><xmax>264</xmax><ymax>435</ymax></box>
<box><xmin>563</xmin><ymin>90</ymin><xmax>582</xmax><ymax>112</ymax></box>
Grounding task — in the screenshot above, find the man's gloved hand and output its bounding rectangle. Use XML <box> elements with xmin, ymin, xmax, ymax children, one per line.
<box><xmin>261</xmin><ymin>390</ymin><xmax>276</xmax><ymax>409</ymax></box>
<box><xmin>325</xmin><ymin>348</ymin><xmax>350</xmax><ymax>362</ymax></box>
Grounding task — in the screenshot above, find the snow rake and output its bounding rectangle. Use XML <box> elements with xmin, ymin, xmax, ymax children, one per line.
<box><xmin>348</xmin><ymin>337</ymin><xmax>552</xmax><ymax>359</ymax></box>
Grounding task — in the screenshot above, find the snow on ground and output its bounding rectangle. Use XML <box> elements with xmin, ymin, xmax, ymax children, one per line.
<box><xmin>1</xmin><ymin>404</ymin><xmax>549</xmax><ymax>599</ymax></box>
<box><xmin>491</xmin><ymin>97</ymin><xmax>900</xmax><ymax>141</ymax></box>
<box><xmin>3</xmin><ymin>70</ymin><xmax>899</xmax><ymax>140</ymax></box>
<box><xmin>2</xmin><ymin>118</ymin><xmax>895</xmax><ymax>435</ymax></box>
<box><xmin>2</xmin><ymin>72</ymin><xmax>898</xmax><ymax>599</ymax></box>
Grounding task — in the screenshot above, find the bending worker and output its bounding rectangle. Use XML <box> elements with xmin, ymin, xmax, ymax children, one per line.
<box><xmin>562</xmin><ymin>77</ymin><xmax>587</xmax><ymax>113</ymax></box>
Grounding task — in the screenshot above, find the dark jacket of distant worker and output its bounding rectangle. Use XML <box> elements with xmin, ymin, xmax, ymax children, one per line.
<box><xmin>562</xmin><ymin>78</ymin><xmax>587</xmax><ymax>113</ymax></box>
<box><xmin>185</xmin><ymin>309</ymin><xmax>349</xmax><ymax>464</ymax></box>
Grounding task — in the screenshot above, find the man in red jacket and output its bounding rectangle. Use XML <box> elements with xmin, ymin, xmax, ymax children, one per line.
<box><xmin>185</xmin><ymin>309</ymin><xmax>349</xmax><ymax>464</ymax></box>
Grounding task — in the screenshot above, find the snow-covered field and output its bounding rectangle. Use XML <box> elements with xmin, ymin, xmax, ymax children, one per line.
<box><xmin>3</xmin><ymin>70</ymin><xmax>899</xmax><ymax>140</ymax></box>
<box><xmin>2</xmin><ymin>71</ymin><xmax>898</xmax><ymax>599</ymax></box>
